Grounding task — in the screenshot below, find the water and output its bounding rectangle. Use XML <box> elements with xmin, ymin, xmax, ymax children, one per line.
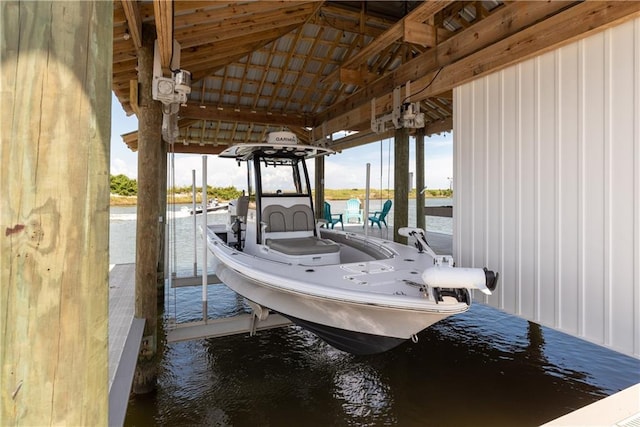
<box><xmin>111</xmin><ymin>200</ymin><xmax>640</xmax><ymax>426</ymax></box>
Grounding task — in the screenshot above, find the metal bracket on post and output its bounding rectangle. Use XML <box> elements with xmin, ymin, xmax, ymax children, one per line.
<box><xmin>313</xmin><ymin>122</ymin><xmax>332</xmax><ymax>146</ymax></box>
<box><xmin>371</xmin><ymin>81</ymin><xmax>425</xmax><ymax>133</ymax></box>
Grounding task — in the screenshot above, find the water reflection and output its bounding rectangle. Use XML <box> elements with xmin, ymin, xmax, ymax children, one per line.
<box><xmin>117</xmin><ymin>205</ymin><xmax>639</xmax><ymax>426</ymax></box>
<box><xmin>125</xmin><ymin>303</ymin><xmax>639</xmax><ymax>427</ymax></box>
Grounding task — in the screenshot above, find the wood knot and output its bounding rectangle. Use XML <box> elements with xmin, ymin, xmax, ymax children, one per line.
<box><xmin>5</xmin><ymin>224</ymin><xmax>25</xmax><ymax>236</ymax></box>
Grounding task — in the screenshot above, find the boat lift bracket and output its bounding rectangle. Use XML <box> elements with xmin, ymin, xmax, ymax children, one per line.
<box><xmin>371</xmin><ymin>81</ymin><xmax>425</xmax><ymax>133</ymax></box>
<box><xmin>247</xmin><ymin>300</ymin><xmax>271</xmax><ymax>336</ymax></box>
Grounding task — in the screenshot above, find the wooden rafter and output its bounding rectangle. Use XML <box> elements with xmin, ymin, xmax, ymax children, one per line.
<box><xmin>153</xmin><ymin>0</ymin><xmax>173</xmax><ymax>71</ymax></box>
<box><xmin>409</xmin><ymin>1</ymin><xmax>640</xmax><ymax>102</ymax></box>
<box><xmin>301</xmin><ymin>28</ymin><xmax>344</xmax><ymax>111</ymax></box>
<box><xmin>120</xmin><ymin>0</ymin><xmax>142</xmax><ymax>49</ymax></box>
<box><xmin>185</xmin><ymin>26</ymin><xmax>300</xmax><ymax>80</ymax></box>
<box><xmin>316</xmin><ymin>3</ymin><xmax>395</xmax><ymax>37</ymax></box>
<box><xmin>284</xmin><ymin>26</ymin><xmax>324</xmax><ymax>111</ymax></box>
<box><xmin>113</xmin><ymin>1</ymin><xmax>640</xmax><ymax>153</ymax></box>
<box><xmin>179</xmin><ymin>103</ymin><xmax>309</xmax><ymax>128</ymax></box>
<box><xmin>316</xmin><ymin>1</ymin><xmax>640</xmax><ymax>137</ymax></box>
<box><xmin>315</xmin><ymin>0</ymin><xmax>577</xmax><ymax>127</ymax></box>
<box><xmin>174</xmin><ymin>2</ymin><xmax>318</xmax><ymax>49</ymax></box>
<box><xmin>338</xmin><ymin>1</ymin><xmax>451</xmax><ymax>75</ymax></box>
<box><xmin>267</xmin><ymin>27</ymin><xmax>305</xmax><ymax>111</ymax></box>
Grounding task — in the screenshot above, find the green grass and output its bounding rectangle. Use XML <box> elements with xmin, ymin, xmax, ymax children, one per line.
<box><xmin>111</xmin><ymin>188</ymin><xmax>452</xmax><ymax>205</ymax></box>
<box><xmin>322</xmin><ymin>188</ymin><xmax>452</xmax><ymax>200</ymax></box>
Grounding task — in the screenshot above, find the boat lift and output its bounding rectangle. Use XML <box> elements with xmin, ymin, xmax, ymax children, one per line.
<box><xmin>164</xmin><ymin>156</ymin><xmax>290</xmax><ymax>344</ymax></box>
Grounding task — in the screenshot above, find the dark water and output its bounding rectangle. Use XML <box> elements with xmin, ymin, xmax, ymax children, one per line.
<box><xmin>111</xmin><ymin>204</ymin><xmax>640</xmax><ymax>426</ymax></box>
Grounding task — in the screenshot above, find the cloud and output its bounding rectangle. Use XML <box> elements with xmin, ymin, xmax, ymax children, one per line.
<box><xmin>171</xmin><ymin>154</ymin><xmax>246</xmax><ymax>188</ymax></box>
<box><xmin>111</xmin><ymin>157</ymin><xmax>137</xmax><ymax>179</ymax></box>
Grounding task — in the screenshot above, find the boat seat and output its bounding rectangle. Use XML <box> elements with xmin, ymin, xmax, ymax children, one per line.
<box><xmin>261</xmin><ymin>204</ymin><xmax>340</xmax><ymax>258</ymax></box>
<box><xmin>263</xmin><ymin>204</ymin><xmax>315</xmax><ymax>234</ymax></box>
<box><xmin>265</xmin><ymin>237</ymin><xmax>340</xmax><ymax>256</ymax></box>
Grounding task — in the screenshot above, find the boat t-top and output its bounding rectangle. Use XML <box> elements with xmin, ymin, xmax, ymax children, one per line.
<box><xmin>205</xmin><ymin>131</ymin><xmax>498</xmax><ymax>355</ymax></box>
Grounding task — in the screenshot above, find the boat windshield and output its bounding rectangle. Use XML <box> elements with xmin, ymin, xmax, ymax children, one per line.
<box><xmin>257</xmin><ymin>157</ymin><xmax>310</xmax><ymax>196</ymax></box>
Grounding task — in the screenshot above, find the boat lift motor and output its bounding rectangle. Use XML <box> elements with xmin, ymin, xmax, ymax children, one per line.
<box><xmin>371</xmin><ymin>81</ymin><xmax>425</xmax><ymax>133</ymax></box>
<box><xmin>151</xmin><ymin>39</ymin><xmax>191</xmax><ymax>143</ymax></box>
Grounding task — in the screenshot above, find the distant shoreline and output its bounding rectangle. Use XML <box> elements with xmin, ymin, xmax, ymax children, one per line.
<box><xmin>110</xmin><ymin>189</ymin><xmax>452</xmax><ymax>206</ymax></box>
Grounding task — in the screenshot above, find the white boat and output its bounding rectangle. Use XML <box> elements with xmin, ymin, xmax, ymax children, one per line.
<box><xmin>205</xmin><ymin>132</ymin><xmax>498</xmax><ymax>355</ymax></box>
<box><xmin>181</xmin><ymin>199</ymin><xmax>229</xmax><ymax>215</ymax></box>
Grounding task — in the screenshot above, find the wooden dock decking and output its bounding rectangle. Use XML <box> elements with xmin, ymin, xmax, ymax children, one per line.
<box><xmin>108</xmin><ymin>264</ymin><xmax>144</xmax><ymax>427</ymax></box>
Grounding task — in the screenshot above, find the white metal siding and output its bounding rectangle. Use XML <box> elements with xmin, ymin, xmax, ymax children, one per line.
<box><xmin>454</xmin><ymin>18</ymin><xmax>640</xmax><ymax>358</ymax></box>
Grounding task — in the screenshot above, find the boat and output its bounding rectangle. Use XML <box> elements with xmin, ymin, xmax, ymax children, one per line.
<box><xmin>205</xmin><ymin>131</ymin><xmax>498</xmax><ymax>355</ymax></box>
<box><xmin>181</xmin><ymin>199</ymin><xmax>229</xmax><ymax>215</ymax></box>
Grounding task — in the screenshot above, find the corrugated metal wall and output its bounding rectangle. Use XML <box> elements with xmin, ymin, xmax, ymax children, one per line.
<box><xmin>454</xmin><ymin>18</ymin><xmax>639</xmax><ymax>358</ymax></box>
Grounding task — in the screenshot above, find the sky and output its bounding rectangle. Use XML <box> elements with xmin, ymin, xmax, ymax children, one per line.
<box><xmin>110</xmin><ymin>94</ymin><xmax>453</xmax><ymax>191</ymax></box>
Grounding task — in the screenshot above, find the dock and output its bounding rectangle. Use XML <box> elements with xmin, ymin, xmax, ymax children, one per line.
<box><xmin>108</xmin><ymin>264</ymin><xmax>144</xmax><ymax>427</ymax></box>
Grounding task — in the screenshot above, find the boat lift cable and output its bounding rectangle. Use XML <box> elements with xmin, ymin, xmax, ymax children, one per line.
<box><xmin>386</xmin><ymin>137</ymin><xmax>392</xmax><ymax>200</ymax></box>
<box><xmin>167</xmin><ymin>144</ymin><xmax>178</xmax><ymax>325</ymax></box>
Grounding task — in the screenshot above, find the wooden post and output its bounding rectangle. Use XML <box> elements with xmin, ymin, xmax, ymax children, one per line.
<box><xmin>1</xmin><ymin>1</ymin><xmax>111</xmax><ymax>425</ymax></box>
<box><xmin>157</xmin><ymin>141</ymin><xmax>168</xmax><ymax>304</ymax></box>
<box><xmin>315</xmin><ymin>156</ymin><xmax>325</xmax><ymax>220</ymax></box>
<box><xmin>133</xmin><ymin>24</ymin><xmax>163</xmax><ymax>394</ymax></box>
<box><xmin>415</xmin><ymin>128</ymin><xmax>426</xmax><ymax>231</ymax></box>
<box><xmin>394</xmin><ymin>127</ymin><xmax>410</xmax><ymax>245</ymax></box>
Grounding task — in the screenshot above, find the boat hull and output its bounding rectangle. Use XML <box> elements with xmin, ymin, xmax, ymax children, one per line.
<box><xmin>212</xmin><ymin>258</ymin><xmax>466</xmax><ymax>354</ymax></box>
<box><xmin>282</xmin><ymin>314</ymin><xmax>406</xmax><ymax>355</ymax></box>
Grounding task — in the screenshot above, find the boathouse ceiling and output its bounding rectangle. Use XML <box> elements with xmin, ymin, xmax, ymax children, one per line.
<box><xmin>113</xmin><ymin>1</ymin><xmax>640</xmax><ymax>154</ymax></box>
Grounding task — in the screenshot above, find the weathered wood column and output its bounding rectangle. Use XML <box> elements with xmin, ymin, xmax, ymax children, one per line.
<box><xmin>157</xmin><ymin>141</ymin><xmax>168</xmax><ymax>304</ymax></box>
<box><xmin>415</xmin><ymin>128</ymin><xmax>426</xmax><ymax>231</ymax></box>
<box><xmin>1</xmin><ymin>1</ymin><xmax>111</xmax><ymax>425</ymax></box>
<box><xmin>394</xmin><ymin>127</ymin><xmax>409</xmax><ymax>244</ymax></box>
<box><xmin>133</xmin><ymin>24</ymin><xmax>163</xmax><ymax>394</ymax></box>
<box><xmin>315</xmin><ymin>155</ymin><xmax>325</xmax><ymax>220</ymax></box>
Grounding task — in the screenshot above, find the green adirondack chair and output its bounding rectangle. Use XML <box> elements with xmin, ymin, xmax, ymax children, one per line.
<box><xmin>323</xmin><ymin>201</ymin><xmax>344</xmax><ymax>230</ymax></box>
<box><xmin>368</xmin><ymin>199</ymin><xmax>392</xmax><ymax>228</ymax></box>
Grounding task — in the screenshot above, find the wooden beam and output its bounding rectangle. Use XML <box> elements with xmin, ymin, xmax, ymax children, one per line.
<box><xmin>1</xmin><ymin>1</ymin><xmax>111</xmax><ymax>424</ymax></box>
<box><xmin>174</xmin><ymin>2</ymin><xmax>317</xmax><ymax>49</ymax></box>
<box><xmin>409</xmin><ymin>1</ymin><xmax>640</xmax><ymax>103</ymax></box>
<box><xmin>129</xmin><ymin>79</ymin><xmax>139</xmax><ymax>115</ymax></box>
<box><xmin>120</xmin><ymin>0</ymin><xmax>142</xmax><ymax>49</ymax></box>
<box><xmin>318</xmin><ymin>1</ymin><xmax>574</xmax><ymax>126</ymax></box>
<box><xmin>180</xmin><ymin>103</ymin><xmax>310</xmax><ymax>128</ymax></box>
<box><xmin>328</xmin><ymin>129</ymin><xmax>394</xmax><ymax>152</ymax></box>
<box><xmin>181</xmin><ymin>26</ymin><xmax>298</xmax><ymax>66</ymax></box>
<box><xmin>403</xmin><ymin>21</ymin><xmax>436</xmax><ymax>48</ymax></box>
<box><xmin>311</xmin><ymin>5</ymin><xmax>388</xmax><ymax>39</ymax></box>
<box><xmin>170</xmin><ymin>1</ymin><xmax>316</xmax><ymax>29</ymax></box>
<box><xmin>316</xmin><ymin>1</ymin><xmax>638</xmax><ymax>135</ymax></box>
<box><xmin>153</xmin><ymin>0</ymin><xmax>172</xmax><ymax>71</ymax></box>
<box><xmin>339</xmin><ymin>1</ymin><xmax>451</xmax><ymax>74</ymax></box>
<box><xmin>339</xmin><ymin>67</ymin><xmax>378</xmax><ymax>86</ymax></box>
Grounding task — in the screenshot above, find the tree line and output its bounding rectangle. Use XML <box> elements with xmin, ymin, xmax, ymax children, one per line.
<box><xmin>110</xmin><ymin>175</ymin><xmax>452</xmax><ymax>199</ymax></box>
<box><xmin>109</xmin><ymin>175</ymin><xmax>242</xmax><ymax>199</ymax></box>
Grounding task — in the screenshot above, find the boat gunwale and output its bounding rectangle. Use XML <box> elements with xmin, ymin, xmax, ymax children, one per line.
<box><xmin>206</xmin><ymin>226</ymin><xmax>469</xmax><ymax>314</ymax></box>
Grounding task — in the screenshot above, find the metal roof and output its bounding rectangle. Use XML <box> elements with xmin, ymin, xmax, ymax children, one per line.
<box><xmin>113</xmin><ymin>1</ymin><xmax>640</xmax><ymax>154</ymax></box>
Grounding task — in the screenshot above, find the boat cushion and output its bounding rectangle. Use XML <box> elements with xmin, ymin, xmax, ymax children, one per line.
<box><xmin>266</xmin><ymin>237</ymin><xmax>340</xmax><ymax>255</ymax></box>
<box><xmin>263</xmin><ymin>204</ymin><xmax>315</xmax><ymax>233</ymax></box>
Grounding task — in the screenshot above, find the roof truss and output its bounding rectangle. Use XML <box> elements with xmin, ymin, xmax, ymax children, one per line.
<box><xmin>113</xmin><ymin>1</ymin><xmax>640</xmax><ymax>154</ymax></box>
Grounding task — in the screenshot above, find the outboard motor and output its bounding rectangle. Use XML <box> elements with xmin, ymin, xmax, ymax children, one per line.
<box><xmin>484</xmin><ymin>268</ymin><xmax>499</xmax><ymax>292</ymax></box>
